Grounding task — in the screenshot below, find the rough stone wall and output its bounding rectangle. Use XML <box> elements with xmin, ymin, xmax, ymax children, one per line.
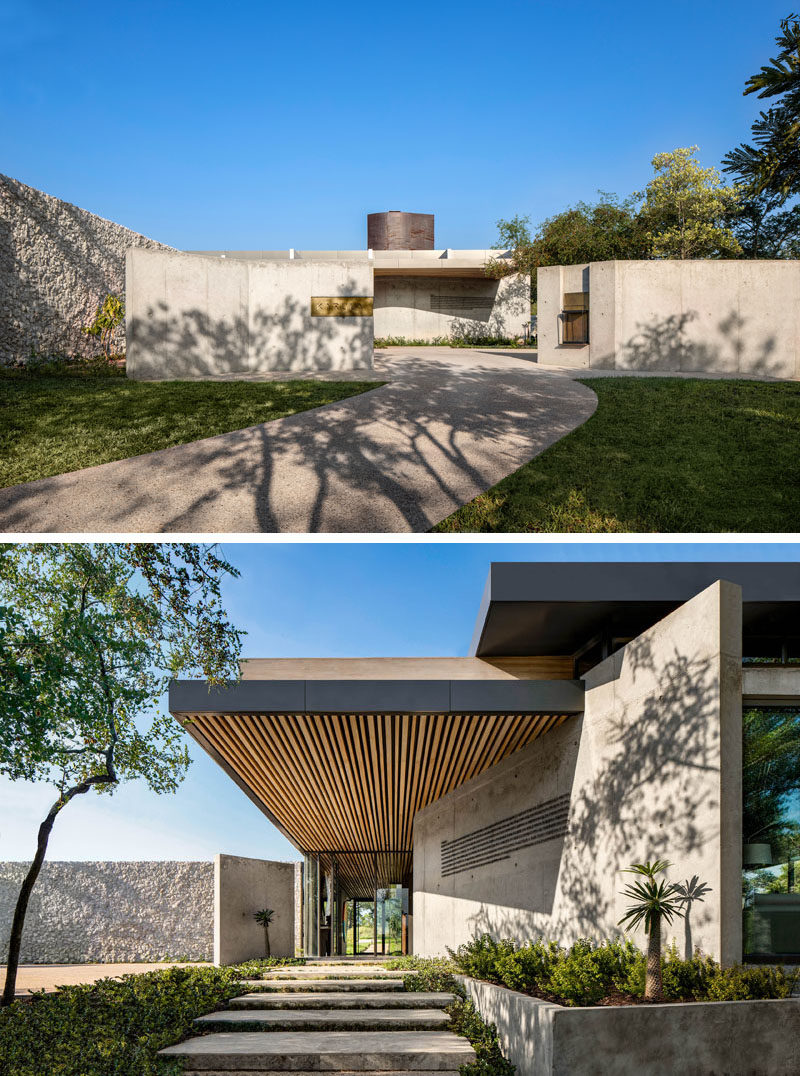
<box><xmin>0</xmin><ymin>861</ymin><xmax>213</xmax><ymax>962</ymax></box>
<box><xmin>0</xmin><ymin>173</ymin><xmax>171</xmax><ymax>364</ymax></box>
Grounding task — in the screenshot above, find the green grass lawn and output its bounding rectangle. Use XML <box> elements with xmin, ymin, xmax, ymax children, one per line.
<box><xmin>0</xmin><ymin>375</ymin><xmax>382</xmax><ymax>488</ymax></box>
<box><xmin>434</xmin><ymin>378</ymin><xmax>800</xmax><ymax>533</ymax></box>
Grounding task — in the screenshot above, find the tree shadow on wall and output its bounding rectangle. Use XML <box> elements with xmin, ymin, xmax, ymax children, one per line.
<box><xmin>463</xmin><ymin>632</ymin><xmax>721</xmax><ymax>950</ymax></box>
<box><xmin>616</xmin><ymin>309</ymin><xmax>781</xmax><ymax>375</ymax></box>
<box><xmin>129</xmin><ymin>284</ymin><xmax>373</xmax><ymax>379</ymax></box>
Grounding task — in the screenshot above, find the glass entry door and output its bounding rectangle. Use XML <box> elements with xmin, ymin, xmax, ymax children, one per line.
<box><xmin>303</xmin><ymin>851</ymin><xmax>411</xmax><ymax>957</ymax></box>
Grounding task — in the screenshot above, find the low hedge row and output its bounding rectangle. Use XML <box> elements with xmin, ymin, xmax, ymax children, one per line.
<box><xmin>0</xmin><ymin>966</ymin><xmax>241</xmax><ymax>1076</ymax></box>
<box><xmin>451</xmin><ymin>934</ymin><xmax>799</xmax><ymax>1006</ymax></box>
<box><xmin>397</xmin><ymin>960</ymin><xmax>515</xmax><ymax>1076</ymax></box>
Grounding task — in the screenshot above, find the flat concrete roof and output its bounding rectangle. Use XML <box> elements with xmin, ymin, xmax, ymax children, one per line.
<box><xmin>238</xmin><ymin>656</ymin><xmax>571</xmax><ymax>680</ymax></box>
<box><xmin>471</xmin><ymin>562</ymin><xmax>800</xmax><ymax>656</ymax></box>
<box><xmin>186</xmin><ymin>249</ymin><xmax>514</xmax><ymax>277</ymax></box>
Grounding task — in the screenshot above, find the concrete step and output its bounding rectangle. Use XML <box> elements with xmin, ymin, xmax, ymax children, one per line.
<box><xmin>195</xmin><ymin>1008</ymin><xmax>450</xmax><ymax>1032</ymax></box>
<box><xmin>181</xmin><ymin>1071</ymin><xmax>463</xmax><ymax>1076</ymax></box>
<box><xmin>230</xmin><ymin>991</ymin><xmax>456</xmax><ymax>1010</ymax></box>
<box><xmin>238</xmin><ymin>978</ymin><xmax>405</xmax><ymax>992</ymax></box>
<box><xmin>159</xmin><ymin>1031</ymin><xmax>476</xmax><ymax>1071</ymax></box>
<box><xmin>262</xmin><ymin>967</ymin><xmax>407</xmax><ymax>979</ymax></box>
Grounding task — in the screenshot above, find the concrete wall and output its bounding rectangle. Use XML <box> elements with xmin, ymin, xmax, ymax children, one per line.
<box><xmin>374</xmin><ymin>272</ymin><xmax>529</xmax><ymax>341</ymax></box>
<box><xmin>126</xmin><ymin>249</ymin><xmax>375</xmax><ymax>379</ymax></box>
<box><xmin>0</xmin><ymin>861</ymin><xmax>213</xmax><ymax>962</ymax></box>
<box><xmin>460</xmin><ymin>976</ymin><xmax>800</xmax><ymax>1076</ymax></box>
<box><xmin>537</xmin><ymin>260</ymin><xmax>800</xmax><ymax>377</ymax></box>
<box><xmin>0</xmin><ymin>173</ymin><xmax>170</xmax><ymax>364</ymax></box>
<box><xmin>214</xmin><ymin>854</ymin><xmax>301</xmax><ymax>964</ymax></box>
<box><xmin>413</xmin><ymin>580</ymin><xmax>743</xmax><ymax>963</ymax></box>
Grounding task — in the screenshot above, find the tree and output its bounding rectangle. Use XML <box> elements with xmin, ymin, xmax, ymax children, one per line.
<box><xmin>637</xmin><ymin>147</ymin><xmax>741</xmax><ymax>259</ymax></box>
<box><xmin>253</xmin><ymin>908</ymin><xmax>275</xmax><ymax>958</ymax></box>
<box><xmin>723</xmin><ymin>14</ymin><xmax>800</xmax><ymax>198</ymax></box>
<box><xmin>618</xmin><ymin>860</ymin><xmax>684</xmax><ymax>1000</ymax></box>
<box><xmin>486</xmin><ymin>195</ymin><xmax>649</xmax><ymax>297</ymax></box>
<box><xmin>82</xmin><ymin>294</ymin><xmax>125</xmax><ymax>359</ymax></box>
<box><xmin>723</xmin><ymin>16</ymin><xmax>800</xmax><ymax>256</ymax></box>
<box><xmin>0</xmin><ymin>543</ymin><xmax>244</xmax><ymax>1006</ymax></box>
<box><xmin>728</xmin><ymin>186</ymin><xmax>800</xmax><ymax>257</ymax></box>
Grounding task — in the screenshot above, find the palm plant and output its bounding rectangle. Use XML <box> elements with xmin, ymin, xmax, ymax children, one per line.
<box><xmin>618</xmin><ymin>860</ymin><xmax>684</xmax><ymax>1000</ymax></box>
<box><xmin>254</xmin><ymin>908</ymin><xmax>275</xmax><ymax>958</ymax></box>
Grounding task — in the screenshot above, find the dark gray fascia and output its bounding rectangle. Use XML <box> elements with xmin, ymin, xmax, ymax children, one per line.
<box><xmin>470</xmin><ymin>561</ymin><xmax>800</xmax><ymax>656</ymax></box>
<box><xmin>169</xmin><ymin>678</ymin><xmax>585</xmax><ymax>716</ymax></box>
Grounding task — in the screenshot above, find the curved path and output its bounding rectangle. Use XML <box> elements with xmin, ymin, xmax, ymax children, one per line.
<box><xmin>0</xmin><ymin>348</ymin><xmax>598</xmax><ymax>533</ymax></box>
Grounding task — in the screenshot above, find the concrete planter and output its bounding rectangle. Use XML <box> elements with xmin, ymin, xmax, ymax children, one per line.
<box><xmin>457</xmin><ymin>975</ymin><xmax>800</xmax><ymax>1076</ymax></box>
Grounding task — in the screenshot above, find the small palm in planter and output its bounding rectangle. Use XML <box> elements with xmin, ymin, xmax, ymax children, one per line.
<box><xmin>618</xmin><ymin>860</ymin><xmax>684</xmax><ymax>1001</ymax></box>
<box><xmin>254</xmin><ymin>908</ymin><xmax>275</xmax><ymax>958</ymax></box>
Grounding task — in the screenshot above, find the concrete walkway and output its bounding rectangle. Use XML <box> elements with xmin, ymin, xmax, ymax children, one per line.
<box><xmin>0</xmin><ymin>348</ymin><xmax>598</xmax><ymax>533</ymax></box>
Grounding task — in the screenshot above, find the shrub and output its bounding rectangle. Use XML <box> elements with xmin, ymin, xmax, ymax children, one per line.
<box><xmin>493</xmin><ymin>940</ymin><xmax>560</xmax><ymax>993</ymax></box>
<box><xmin>390</xmin><ymin>956</ymin><xmax>461</xmax><ymax>994</ymax></box>
<box><xmin>449</xmin><ymin>934</ymin><xmax>514</xmax><ymax>984</ymax></box>
<box><xmin>546</xmin><ymin>940</ymin><xmax>608</xmax><ymax>1007</ymax></box>
<box><xmin>705</xmin><ymin>964</ymin><xmax>798</xmax><ymax>1001</ymax></box>
<box><xmin>0</xmin><ymin>966</ymin><xmax>241</xmax><ymax>1076</ymax></box>
<box><xmin>447</xmin><ymin>998</ymin><xmax>515</xmax><ymax>1076</ymax></box>
<box><xmin>659</xmin><ymin>944</ymin><xmax>716</xmax><ymax>1000</ymax></box>
<box><xmin>449</xmin><ymin>934</ymin><xmax>799</xmax><ymax>1006</ymax></box>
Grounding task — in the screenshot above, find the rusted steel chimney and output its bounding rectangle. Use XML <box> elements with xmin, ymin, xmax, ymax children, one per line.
<box><xmin>367</xmin><ymin>211</ymin><xmax>435</xmax><ymax>250</ymax></box>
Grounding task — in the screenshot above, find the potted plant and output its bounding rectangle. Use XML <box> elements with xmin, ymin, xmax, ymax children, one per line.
<box><xmin>254</xmin><ymin>908</ymin><xmax>275</xmax><ymax>958</ymax></box>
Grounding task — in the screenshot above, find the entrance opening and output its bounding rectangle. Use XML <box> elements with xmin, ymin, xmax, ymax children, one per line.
<box><xmin>302</xmin><ymin>851</ymin><xmax>411</xmax><ymax>957</ymax></box>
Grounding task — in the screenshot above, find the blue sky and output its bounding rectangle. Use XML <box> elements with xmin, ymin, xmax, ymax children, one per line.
<box><xmin>2</xmin><ymin>540</ymin><xmax>798</xmax><ymax>865</ymax></box>
<box><xmin>0</xmin><ymin>0</ymin><xmax>788</xmax><ymax>250</ymax></box>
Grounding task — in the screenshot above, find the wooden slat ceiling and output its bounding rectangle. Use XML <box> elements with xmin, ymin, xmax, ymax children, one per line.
<box><xmin>184</xmin><ymin>711</ymin><xmax>571</xmax><ymax>863</ymax></box>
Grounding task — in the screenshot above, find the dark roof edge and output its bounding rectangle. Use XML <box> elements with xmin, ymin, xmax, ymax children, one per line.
<box><xmin>169</xmin><ymin>678</ymin><xmax>585</xmax><ymax>716</ymax></box>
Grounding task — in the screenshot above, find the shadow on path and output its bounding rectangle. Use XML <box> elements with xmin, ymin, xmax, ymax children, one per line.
<box><xmin>0</xmin><ymin>348</ymin><xmax>598</xmax><ymax>533</ymax></box>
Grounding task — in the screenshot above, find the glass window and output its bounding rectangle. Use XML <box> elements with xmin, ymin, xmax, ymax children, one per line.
<box><xmin>742</xmin><ymin>706</ymin><xmax>800</xmax><ymax>961</ymax></box>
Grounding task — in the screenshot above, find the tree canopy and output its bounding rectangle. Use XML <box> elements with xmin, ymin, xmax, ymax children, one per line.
<box><xmin>0</xmin><ymin>542</ymin><xmax>244</xmax><ymax>1006</ymax></box>
<box><xmin>723</xmin><ymin>13</ymin><xmax>800</xmax><ymax>198</ymax></box>
<box><xmin>0</xmin><ymin>543</ymin><xmax>244</xmax><ymax>797</ymax></box>
<box><xmin>636</xmin><ymin>147</ymin><xmax>741</xmax><ymax>259</ymax></box>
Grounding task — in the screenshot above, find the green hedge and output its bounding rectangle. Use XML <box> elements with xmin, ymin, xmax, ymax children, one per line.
<box><xmin>397</xmin><ymin>960</ymin><xmax>514</xmax><ymax>1076</ymax></box>
<box><xmin>0</xmin><ymin>966</ymin><xmax>241</xmax><ymax>1076</ymax></box>
<box><xmin>451</xmin><ymin>934</ymin><xmax>799</xmax><ymax>1006</ymax></box>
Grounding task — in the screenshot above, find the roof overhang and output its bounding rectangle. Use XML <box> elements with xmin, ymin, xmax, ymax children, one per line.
<box><xmin>471</xmin><ymin>562</ymin><xmax>800</xmax><ymax>657</ymax></box>
<box><xmin>169</xmin><ymin>677</ymin><xmax>584</xmax><ymax>870</ymax></box>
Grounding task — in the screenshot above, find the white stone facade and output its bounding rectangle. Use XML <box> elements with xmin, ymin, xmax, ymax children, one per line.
<box><xmin>0</xmin><ymin>861</ymin><xmax>213</xmax><ymax>963</ymax></box>
<box><xmin>0</xmin><ymin>173</ymin><xmax>170</xmax><ymax>364</ymax></box>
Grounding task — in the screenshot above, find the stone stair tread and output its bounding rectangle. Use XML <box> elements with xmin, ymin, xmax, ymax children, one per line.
<box><xmin>195</xmin><ymin>1009</ymin><xmax>450</xmax><ymax>1030</ymax></box>
<box><xmin>230</xmin><ymin>991</ymin><xmax>456</xmax><ymax>1010</ymax></box>
<box><xmin>263</xmin><ymin>969</ymin><xmax>407</xmax><ymax>978</ymax></box>
<box><xmin>181</xmin><ymin>1071</ymin><xmax>463</xmax><ymax>1076</ymax></box>
<box><xmin>159</xmin><ymin>1030</ymin><xmax>476</xmax><ymax>1069</ymax></box>
<box><xmin>238</xmin><ymin>979</ymin><xmax>405</xmax><ymax>992</ymax></box>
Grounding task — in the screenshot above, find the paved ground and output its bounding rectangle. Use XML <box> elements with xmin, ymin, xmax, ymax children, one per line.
<box><xmin>4</xmin><ymin>961</ymin><xmax>212</xmax><ymax>996</ymax></box>
<box><xmin>0</xmin><ymin>347</ymin><xmax>598</xmax><ymax>533</ymax></box>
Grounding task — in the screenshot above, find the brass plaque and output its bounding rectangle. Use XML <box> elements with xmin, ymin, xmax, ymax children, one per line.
<box><xmin>311</xmin><ymin>296</ymin><xmax>374</xmax><ymax>317</ymax></box>
<box><xmin>563</xmin><ymin>291</ymin><xmax>589</xmax><ymax>311</ymax></box>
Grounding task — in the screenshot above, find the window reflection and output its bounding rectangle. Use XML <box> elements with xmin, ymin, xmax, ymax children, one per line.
<box><xmin>742</xmin><ymin>706</ymin><xmax>800</xmax><ymax>961</ymax></box>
